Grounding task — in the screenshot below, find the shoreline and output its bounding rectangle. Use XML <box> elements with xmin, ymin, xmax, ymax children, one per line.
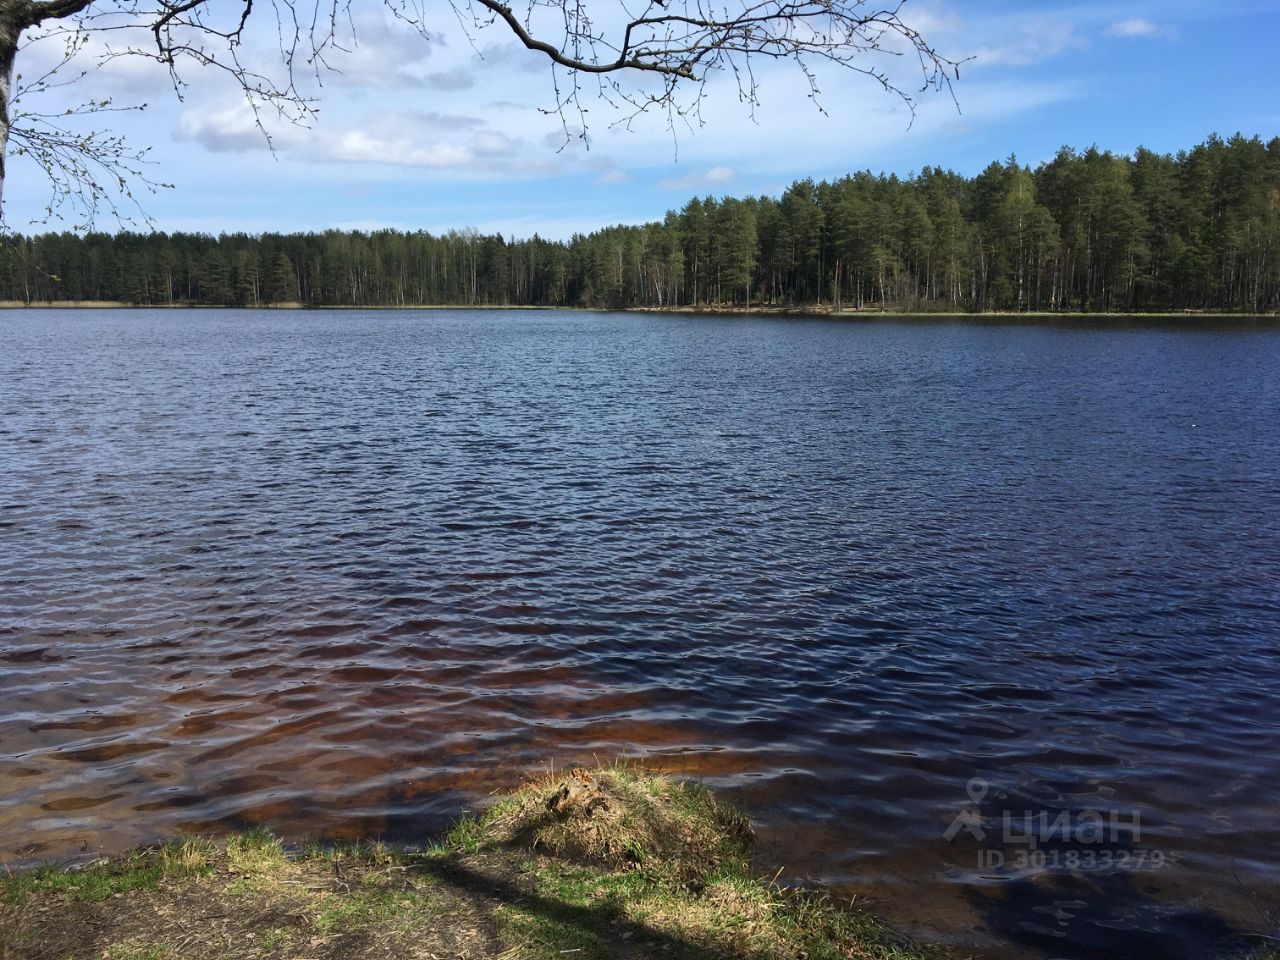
<box><xmin>0</xmin><ymin>301</ymin><xmax>569</xmax><ymax>311</ymax></box>
<box><xmin>0</xmin><ymin>765</ymin><xmax>942</xmax><ymax>960</ymax></box>
<box><xmin>2</xmin><ymin>300</ymin><xmax>1277</xmax><ymax>320</ymax></box>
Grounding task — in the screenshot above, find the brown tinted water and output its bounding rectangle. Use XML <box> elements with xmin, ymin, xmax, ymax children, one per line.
<box><xmin>3</xmin><ymin>309</ymin><xmax>1279</xmax><ymax>959</ymax></box>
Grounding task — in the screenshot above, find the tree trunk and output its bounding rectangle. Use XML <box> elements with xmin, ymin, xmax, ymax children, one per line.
<box><xmin>0</xmin><ymin>10</ymin><xmax>20</xmax><ymax>218</ymax></box>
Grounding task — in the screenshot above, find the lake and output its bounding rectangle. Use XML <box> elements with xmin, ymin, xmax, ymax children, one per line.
<box><xmin>2</xmin><ymin>308</ymin><xmax>1278</xmax><ymax>959</ymax></box>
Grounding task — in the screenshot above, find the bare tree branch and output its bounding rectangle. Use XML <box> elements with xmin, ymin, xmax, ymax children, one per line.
<box><xmin>0</xmin><ymin>0</ymin><xmax>960</xmax><ymax>228</ymax></box>
<box><xmin>5</xmin><ymin>28</ymin><xmax>170</xmax><ymax>227</ymax></box>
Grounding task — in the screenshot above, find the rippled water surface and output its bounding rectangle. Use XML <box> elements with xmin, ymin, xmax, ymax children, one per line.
<box><xmin>3</xmin><ymin>309</ymin><xmax>1279</xmax><ymax>958</ymax></box>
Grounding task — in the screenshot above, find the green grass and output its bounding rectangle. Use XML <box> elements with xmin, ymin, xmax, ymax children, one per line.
<box><xmin>312</xmin><ymin>889</ymin><xmax>431</xmax><ymax>934</ymax></box>
<box><xmin>523</xmin><ymin>859</ymin><xmax>656</xmax><ymax>914</ymax></box>
<box><xmin>1</xmin><ymin>839</ymin><xmax>213</xmax><ymax>904</ymax></box>
<box><xmin>260</xmin><ymin>927</ymin><xmax>291</xmax><ymax>951</ymax></box>
<box><xmin>446</xmin><ymin>763</ymin><xmax>936</xmax><ymax>960</ymax></box>
<box><xmin>224</xmin><ymin>826</ymin><xmax>286</xmax><ymax>873</ymax></box>
<box><xmin>2</xmin><ymin>764</ymin><xmax>943</xmax><ymax>960</ymax></box>
<box><xmin>441</xmin><ymin>814</ymin><xmax>489</xmax><ymax>853</ymax></box>
<box><xmin>494</xmin><ymin>901</ymin><xmax>612</xmax><ymax>960</ymax></box>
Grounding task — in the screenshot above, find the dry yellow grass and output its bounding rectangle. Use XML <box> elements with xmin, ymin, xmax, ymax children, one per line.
<box><xmin>477</xmin><ymin>764</ymin><xmax>753</xmax><ymax>877</ymax></box>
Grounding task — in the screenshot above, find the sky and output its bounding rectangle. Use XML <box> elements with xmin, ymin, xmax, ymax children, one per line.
<box><xmin>5</xmin><ymin>0</ymin><xmax>1278</xmax><ymax>238</ymax></box>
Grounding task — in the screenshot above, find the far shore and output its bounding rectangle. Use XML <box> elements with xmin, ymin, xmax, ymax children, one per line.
<box><xmin>2</xmin><ymin>299</ymin><xmax>1277</xmax><ymax>320</ymax></box>
<box><xmin>0</xmin><ymin>301</ymin><xmax>565</xmax><ymax>311</ymax></box>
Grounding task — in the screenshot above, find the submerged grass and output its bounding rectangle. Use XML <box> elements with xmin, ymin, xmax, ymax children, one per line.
<box><xmin>0</xmin><ymin>763</ymin><xmax>942</xmax><ymax>960</ymax></box>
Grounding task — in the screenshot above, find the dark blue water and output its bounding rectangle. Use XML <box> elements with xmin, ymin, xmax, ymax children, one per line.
<box><xmin>2</xmin><ymin>309</ymin><xmax>1278</xmax><ymax>958</ymax></box>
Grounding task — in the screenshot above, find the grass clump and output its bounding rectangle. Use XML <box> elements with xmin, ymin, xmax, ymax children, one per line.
<box><xmin>478</xmin><ymin>763</ymin><xmax>753</xmax><ymax>881</ymax></box>
<box><xmin>224</xmin><ymin>825</ymin><xmax>288</xmax><ymax>878</ymax></box>
<box><xmin>1</xmin><ymin>763</ymin><xmax>941</xmax><ymax>960</ymax></box>
<box><xmin>441</xmin><ymin>814</ymin><xmax>490</xmax><ymax>853</ymax></box>
<box><xmin>443</xmin><ymin>762</ymin><xmax>935</xmax><ymax>960</ymax></box>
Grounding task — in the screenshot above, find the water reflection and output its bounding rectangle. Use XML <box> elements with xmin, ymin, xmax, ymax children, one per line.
<box><xmin>2</xmin><ymin>309</ymin><xmax>1279</xmax><ymax>959</ymax></box>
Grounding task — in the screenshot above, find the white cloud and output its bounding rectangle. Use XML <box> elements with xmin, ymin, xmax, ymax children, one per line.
<box><xmin>15</xmin><ymin>27</ymin><xmax>182</xmax><ymax>103</ymax></box>
<box><xmin>175</xmin><ymin>105</ymin><xmax>529</xmax><ymax>171</ymax></box>
<box><xmin>310</xmin><ymin>112</ymin><xmax>545</xmax><ymax>172</ymax></box>
<box><xmin>427</xmin><ymin>68</ymin><xmax>476</xmax><ymax>91</ymax></box>
<box><xmin>175</xmin><ymin>103</ymin><xmax>306</xmax><ymax>153</ymax></box>
<box><xmin>329</xmin><ymin>131</ymin><xmax>471</xmax><ymax>167</ymax></box>
<box><xmin>377</xmin><ymin>110</ymin><xmax>485</xmax><ymax>132</ymax></box>
<box><xmin>1105</xmin><ymin>18</ymin><xmax>1172</xmax><ymax>39</ymax></box>
<box><xmin>5</xmin><ymin>0</ymin><xmax>1174</xmax><ymax>234</ymax></box>
<box><xmin>323</xmin><ymin>13</ymin><xmax>440</xmax><ymax>89</ymax></box>
<box><xmin>471</xmin><ymin>130</ymin><xmax>518</xmax><ymax>158</ymax></box>
<box><xmin>473</xmin><ymin>42</ymin><xmax>549</xmax><ymax>75</ymax></box>
<box><xmin>965</xmin><ymin>17</ymin><xmax>1081</xmax><ymax>67</ymax></box>
<box><xmin>658</xmin><ymin>165</ymin><xmax>738</xmax><ymax>191</ymax></box>
<box><xmin>484</xmin><ymin>99</ymin><xmax>537</xmax><ymax>111</ymax></box>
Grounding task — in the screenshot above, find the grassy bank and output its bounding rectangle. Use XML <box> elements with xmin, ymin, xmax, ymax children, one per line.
<box><xmin>0</xmin><ymin>765</ymin><xmax>937</xmax><ymax>960</ymax></box>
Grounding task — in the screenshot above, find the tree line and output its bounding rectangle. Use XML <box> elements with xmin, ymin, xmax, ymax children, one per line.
<box><xmin>2</xmin><ymin>133</ymin><xmax>1277</xmax><ymax>313</ymax></box>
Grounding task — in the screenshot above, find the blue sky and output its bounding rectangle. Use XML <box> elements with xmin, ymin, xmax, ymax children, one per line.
<box><xmin>6</xmin><ymin>0</ymin><xmax>1278</xmax><ymax>238</ymax></box>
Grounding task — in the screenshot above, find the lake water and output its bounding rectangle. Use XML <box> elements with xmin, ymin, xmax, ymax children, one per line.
<box><xmin>2</xmin><ymin>308</ymin><xmax>1278</xmax><ymax>958</ymax></box>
